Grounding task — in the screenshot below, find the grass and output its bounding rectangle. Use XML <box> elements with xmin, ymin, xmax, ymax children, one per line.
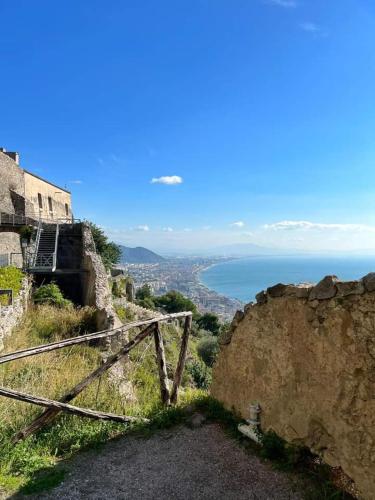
<box><xmin>114</xmin><ymin>304</ymin><xmax>136</xmax><ymax>323</ymax></box>
<box><xmin>0</xmin><ymin>304</ymin><xmax>203</xmax><ymax>496</ymax></box>
<box><xmin>0</xmin><ymin>304</ymin><xmax>353</xmax><ymax>499</ymax></box>
<box><xmin>0</xmin><ymin>266</ymin><xmax>25</xmax><ymax>305</ymax></box>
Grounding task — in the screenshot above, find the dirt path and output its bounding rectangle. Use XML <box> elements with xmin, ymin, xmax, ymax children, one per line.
<box><xmin>28</xmin><ymin>423</ymin><xmax>303</xmax><ymax>500</ymax></box>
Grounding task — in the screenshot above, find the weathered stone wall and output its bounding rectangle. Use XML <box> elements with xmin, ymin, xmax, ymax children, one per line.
<box><xmin>81</xmin><ymin>223</ymin><xmax>121</xmax><ymax>332</ymax></box>
<box><xmin>0</xmin><ymin>277</ymin><xmax>31</xmax><ymax>351</ymax></box>
<box><xmin>0</xmin><ymin>151</ymin><xmax>25</xmax><ymax>214</ymax></box>
<box><xmin>24</xmin><ymin>170</ymin><xmax>72</xmax><ymax>220</ymax></box>
<box><xmin>212</xmin><ymin>275</ymin><xmax>375</xmax><ymax>499</ymax></box>
<box><xmin>0</xmin><ymin>230</ymin><xmax>22</xmax><ymax>262</ymax></box>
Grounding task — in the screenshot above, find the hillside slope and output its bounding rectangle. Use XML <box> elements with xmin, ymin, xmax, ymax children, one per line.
<box><xmin>120</xmin><ymin>245</ymin><xmax>165</xmax><ymax>264</ymax></box>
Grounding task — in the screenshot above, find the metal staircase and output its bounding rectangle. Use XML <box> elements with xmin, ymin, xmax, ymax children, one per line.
<box><xmin>29</xmin><ymin>222</ymin><xmax>59</xmax><ymax>272</ymax></box>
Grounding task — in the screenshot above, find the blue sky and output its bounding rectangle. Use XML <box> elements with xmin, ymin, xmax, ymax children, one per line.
<box><xmin>2</xmin><ymin>0</ymin><xmax>375</xmax><ymax>253</ymax></box>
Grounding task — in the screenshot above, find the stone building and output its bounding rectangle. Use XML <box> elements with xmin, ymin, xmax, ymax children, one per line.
<box><xmin>0</xmin><ymin>148</ymin><xmax>72</xmax><ymax>220</ymax></box>
<box><xmin>0</xmin><ymin>147</ymin><xmax>72</xmax><ymax>264</ymax></box>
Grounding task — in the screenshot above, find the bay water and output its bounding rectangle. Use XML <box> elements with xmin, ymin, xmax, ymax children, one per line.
<box><xmin>200</xmin><ymin>255</ymin><xmax>375</xmax><ymax>303</ymax></box>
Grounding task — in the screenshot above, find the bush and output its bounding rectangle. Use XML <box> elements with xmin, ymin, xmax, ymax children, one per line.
<box><xmin>33</xmin><ymin>283</ymin><xmax>72</xmax><ymax>308</ymax></box>
<box><xmin>114</xmin><ymin>305</ymin><xmax>136</xmax><ymax>323</ymax></box>
<box><xmin>187</xmin><ymin>360</ymin><xmax>212</xmax><ymax>389</ymax></box>
<box><xmin>197</xmin><ymin>313</ymin><xmax>221</xmax><ymax>336</ymax></box>
<box><xmin>197</xmin><ymin>336</ymin><xmax>220</xmax><ymax>367</ymax></box>
<box><xmin>136</xmin><ymin>284</ymin><xmax>153</xmax><ymax>301</ymax></box>
<box><xmin>19</xmin><ymin>225</ymin><xmax>34</xmax><ymax>243</ymax></box>
<box><xmin>0</xmin><ymin>267</ymin><xmax>24</xmax><ymax>305</ymax></box>
<box><xmin>87</xmin><ymin>222</ymin><xmax>121</xmax><ymax>270</ymax></box>
<box><xmin>154</xmin><ymin>290</ymin><xmax>197</xmax><ymax>315</ymax></box>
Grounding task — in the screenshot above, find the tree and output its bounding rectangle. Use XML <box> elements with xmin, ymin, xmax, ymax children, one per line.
<box><xmin>88</xmin><ymin>222</ymin><xmax>121</xmax><ymax>270</ymax></box>
<box><xmin>197</xmin><ymin>312</ymin><xmax>221</xmax><ymax>336</ymax></box>
<box><xmin>154</xmin><ymin>290</ymin><xmax>197</xmax><ymax>315</ymax></box>
<box><xmin>136</xmin><ymin>284</ymin><xmax>153</xmax><ymax>301</ymax></box>
<box><xmin>135</xmin><ymin>284</ymin><xmax>156</xmax><ymax>309</ymax></box>
<box><xmin>197</xmin><ymin>336</ymin><xmax>220</xmax><ymax>367</ymax></box>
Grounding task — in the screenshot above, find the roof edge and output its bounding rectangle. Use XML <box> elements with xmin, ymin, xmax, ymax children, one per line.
<box><xmin>23</xmin><ymin>169</ymin><xmax>71</xmax><ymax>194</ymax></box>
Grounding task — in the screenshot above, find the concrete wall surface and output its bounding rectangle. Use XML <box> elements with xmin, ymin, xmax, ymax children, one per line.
<box><xmin>212</xmin><ymin>275</ymin><xmax>375</xmax><ymax>499</ymax></box>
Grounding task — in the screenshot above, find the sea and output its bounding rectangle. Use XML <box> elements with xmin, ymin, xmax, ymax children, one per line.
<box><xmin>199</xmin><ymin>255</ymin><xmax>375</xmax><ymax>303</ymax></box>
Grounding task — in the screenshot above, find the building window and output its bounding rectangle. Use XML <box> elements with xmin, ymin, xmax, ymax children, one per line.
<box><xmin>38</xmin><ymin>193</ymin><xmax>43</xmax><ymax>209</ymax></box>
<box><xmin>65</xmin><ymin>203</ymin><xmax>69</xmax><ymax>216</ymax></box>
<box><xmin>48</xmin><ymin>196</ymin><xmax>53</xmax><ymax>212</ymax></box>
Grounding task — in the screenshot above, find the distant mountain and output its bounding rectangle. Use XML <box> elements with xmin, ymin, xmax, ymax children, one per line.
<box><xmin>119</xmin><ymin>245</ymin><xmax>166</xmax><ymax>264</ymax></box>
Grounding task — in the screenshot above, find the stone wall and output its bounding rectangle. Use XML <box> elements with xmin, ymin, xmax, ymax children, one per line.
<box><xmin>81</xmin><ymin>223</ymin><xmax>122</xmax><ymax>332</ymax></box>
<box><xmin>0</xmin><ymin>277</ymin><xmax>31</xmax><ymax>351</ymax></box>
<box><xmin>0</xmin><ymin>151</ymin><xmax>25</xmax><ymax>214</ymax></box>
<box><xmin>23</xmin><ymin>170</ymin><xmax>72</xmax><ymax>220</ymax></box>
<box><xmin>212</xmin><ymin>274</ymin><xmax>375</xmax><ymax>499</ymax></box>
<box><xmin>0</xmin><ymin>230</ymin><xmax>22</xmax><ymax>264</ymax></box>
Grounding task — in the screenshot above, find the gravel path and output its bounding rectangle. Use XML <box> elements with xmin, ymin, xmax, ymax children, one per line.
<box><xmin>32</xmin><ymin>423</ymin><xmax>302</xmax><ymax>500</ymax></box>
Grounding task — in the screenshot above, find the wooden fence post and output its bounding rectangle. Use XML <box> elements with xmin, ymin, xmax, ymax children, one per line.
<box><xmin>153</xmin><ymin>323</ymin><xmax>170</xmax><ymax>406</ymax></box>
<box><xmin>170</xmin><ymin>315</ymin><xmax>192</xmax><ymax>404</ymax></box>
<box><xmin>12</xmin><ymin>323</ymin><xmax>156</xmax><ymax>443</ymax></box>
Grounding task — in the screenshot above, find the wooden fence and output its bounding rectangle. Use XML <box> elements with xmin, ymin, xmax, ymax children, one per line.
<box><xmin>0</xmin><ymin>311</ymin><xmax>193</xmax><ymax>443</ymax></box>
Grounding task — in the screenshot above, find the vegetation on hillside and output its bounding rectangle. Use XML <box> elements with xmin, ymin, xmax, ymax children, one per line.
<box><xmin>87</xmin><ymin>222</ymin><xmax>121</xmax><ymax>270</ymax></box>
<box><xmin>0</xmin><ymin>266</ymin><xmax>25</xmax><ymax>305</ymax></box>
<box><xmin>33</xmin><ymin>283</ymin><xmax>73</xmax><ymax>308</ymax></box>
<box><xmin>135</xmin><ymin>285</ymin><xmax>197</xmax><ymax>315</ymax></box>
<box><xmin>0</xmin><ymin>283</ymin><xmax>206</xmax><ymax>495</ymax></box>
<box><xmin>0</xmin><ymin>283</ymin><xmax>355</xmax><ymax>499</ymax></box>
<box><xmin>135</xmin><ymin>285</ymin><xmax>224</xmax><ymax>370</ymax></box>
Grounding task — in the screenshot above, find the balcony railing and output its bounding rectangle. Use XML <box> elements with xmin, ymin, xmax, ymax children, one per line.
<box><xmin>0</xmin><ymin>212</ymin><xmax>78</xmax><ymax>227</ymax></box>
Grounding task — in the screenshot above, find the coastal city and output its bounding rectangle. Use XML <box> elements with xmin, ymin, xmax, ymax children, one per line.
<box><xmin>119</xmin><ymin>257</ymin><xmax>244</xmax><ymax>321</ymax></box>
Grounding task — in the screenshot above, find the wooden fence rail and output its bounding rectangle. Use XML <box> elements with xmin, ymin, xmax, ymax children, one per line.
<box><xmin>0</xmin><ymin>311</ymin><xmax>193</xmax><ymax>443</ymax></box>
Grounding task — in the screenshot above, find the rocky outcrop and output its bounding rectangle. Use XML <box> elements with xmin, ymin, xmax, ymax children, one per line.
<box><xmin>81</xmin><ymin>224</ymin><xmax>121</xmax><ymax>332</ymax></box>
<box><xmin>0</xmin><ymin>277</ymin><xmax>30</xmax><ymax>351</ymax></box>
<box><xmin>212</xmin><ymin>274</ymin><xmax>375</xmax><ymax>499</ymax></box>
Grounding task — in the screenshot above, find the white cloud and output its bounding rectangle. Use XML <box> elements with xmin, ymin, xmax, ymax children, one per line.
<box><xmin>162</xmin><ymin>227</ymin><xmax>173</xmax><ymax>232</ymax></box>
<box><xmin>70</xmin><ymin>180</ymin><xmax>83</xmax><ymax>184</ymax></box>
<box><xmin>231</xmin><ymin>221</ymin><xmax>245</xmax><ymax>228</ymax></box>
<box><xmin>134</xmin><ymin>225</ymin><xmax>150</xmax><ymax>232</ymax></box>
<box><xmin>265</xmin><ymin>0</ymin><xmax>297</xmax><ymax>8</ymax></box>
<box><xmin>151</xmin><ymin>175</ymin><xmax>183</xmax><ymax>185</ymax></box>
<box><xmin>264</xmin><ymin>220</ymin><xmax>375</xmax><ymax>232</ymax></box>
<box><xmin>300</xmin><ymin>22</ymin><xmax>321</xmax><ymax>33</ymax></box>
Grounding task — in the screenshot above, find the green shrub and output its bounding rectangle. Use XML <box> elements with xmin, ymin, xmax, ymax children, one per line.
<box><xmin>197</xmin><ymin>336</ymin><xmax>220</xmax><ymax>367</ymax></box>
<box><xmin>87</xmin><ymin>222</ymin><xmax>121</xmax><ymax>270</ymax></box>
<box><xmin>136</xmin><ymin>284</ymin><xmax>153</xmax><ymax>301</ymax></box>
<box><xmin>19</xmin><ymin>225</ymin><xmax>34</xmax><ymax>243</ymax></box>
<box><xmin>114</xmin><ymin>305</ymin><xmax>136</xmax><ymax>323</ymax></box>
<box><xmin>0</xmin><ymin>267</ymin><xmax>24</xmax><ymax>305</ymax></box>
<box><xmin>196</xmin><ymin>313</ymin><xmax>221</xmax><ymax>335</ymax></box>
<box><xmin>33</xmin><ymin>283</ymin><xmax>72</xmax><ymax>308</ymax></box>
<box><xmin>187</xmin><ymin>360</ymin><xmax>212</xmax><ymax>389</ymax></box>
<box><xmin>154</xmin><ymin>290</ymin><xmax>197</xmax><ymax>315</ymax></box>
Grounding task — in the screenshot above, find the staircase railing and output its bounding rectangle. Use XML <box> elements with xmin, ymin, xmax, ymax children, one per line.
<box><xmin>31</xmin><ymin>219</ymin><xmax>43</xmax><ymax>268</ymax></box>
<box><xmin>28</xmin><ymin>221</ymin><xmax>59</xmax><ymax>271</ymax></box>
<box><xmin>52</xmin><ymin>223</ymin><xmax>59</xmax><ymax>272</ymax></box>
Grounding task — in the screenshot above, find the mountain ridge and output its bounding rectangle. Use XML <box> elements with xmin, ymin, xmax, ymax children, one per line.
<box><xmin>119</xmin><ymin>245</ymin><xmax>165</xmax><ymax>264</ymax></box>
